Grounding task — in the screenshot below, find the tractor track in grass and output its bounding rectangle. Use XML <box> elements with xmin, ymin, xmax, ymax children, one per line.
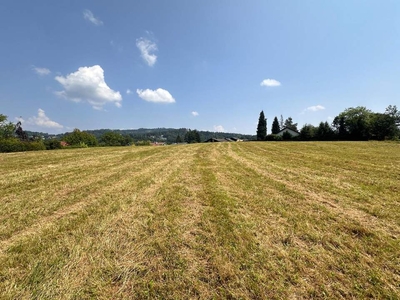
<box><xmin>0</xmin><ymin>147</ymin><xmax>164</xmax><ymax>241</ymax></box>
<box><xmin>226</xmin><ymin>143</ymin><xmax>400</xmax><ymax>239</ymax></box>
<box><xmin>0</xmin><ymin>146</ymin><xmax>188</xmax><ymax>255</ymax></box>
<box><xmin>0</xmin><ymin>142</ymin><xmax>399</xmax><ymax>299</ymax></box>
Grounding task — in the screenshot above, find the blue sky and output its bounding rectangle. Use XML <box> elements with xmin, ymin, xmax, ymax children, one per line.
<box><xmin>1</xmin><ymin>1</ymin><xmax>399</xmax><ymax>134</ymax></box>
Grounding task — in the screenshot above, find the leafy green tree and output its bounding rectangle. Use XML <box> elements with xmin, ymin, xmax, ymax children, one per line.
<box><xmin>332</xmin><ymin>115</ymin><xmax>347</xmax><ymax>139</ymax></box>
<box><xmin>99</xmin><ymin>131</ymin><xmax>130</xmax><ymax>146</ymax></box>
<box><xmin>385</xmin><ymin>105</ymin><xmax>400</xmax><ymax>129</ymax></box>
<box><xmin>176</xmin><ymin>134</ymin><xmax>182</xmax><ymax>143</ymax></box>
<box><xmin>300</xmin><ymin>124</ymin><xmax>316</xmax><ymax>141</ymax></box>
<box><xmin>44</xmin><ymin>139</ymin><xmax>62</xmax><ymax>150</ymax></box>
<box><xmin>64</xmin><ymin>129</ymin><xmax>98</xmax><ymax>147</ymax></box>
<box><xmin>256</xmin><ymin>111</ymin><xmax>267</xmax><ymax>140</ymax></box>
<box><xmin>123</xmin><ymin>135</ymin><xmax>133</xmax><ymax>146</ymax></box>
<box><xmin>184</xmin><ymin>129</ymin><xmax>201</xmax><ymax>143</ymax></box>
<box><xmin>369</xmin><ymin>113</ymin><xmax>398</xmax><ymax>140</ymax></box>
<box><xmin>284</xmin><ymin>117</ymin><xmax>298</xmax><ymax>131</ymax></box>
<box><xmin>0</xmin><ymin>114</ymin><xmax>15</xmax><ymax>139</ymax></box>
<box><xmin>333</xmin><ymin>107</ymin><xmax>372</xmax><ymax>140</ymax></box>
<box><xmin>315</xmin><ymin>122</ymin><xmax>335</xmax><ymax>140</ymax></box>
<box><xmin>271</xmin><ymin>116</ymin><xmax>280</xmax><ymax>134</ymax></box>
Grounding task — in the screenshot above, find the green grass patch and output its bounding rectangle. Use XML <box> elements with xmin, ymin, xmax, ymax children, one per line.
<box><xmin>0</xmin><ymin>142</ymin><xmax>399</xmax><ymax>299</ymax></box>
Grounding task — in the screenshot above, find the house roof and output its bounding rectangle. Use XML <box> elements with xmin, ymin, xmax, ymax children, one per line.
<box><xmin>277</xmin><ymin>127</ymin><xmax>300</xmax><ymax>134</ymax></box>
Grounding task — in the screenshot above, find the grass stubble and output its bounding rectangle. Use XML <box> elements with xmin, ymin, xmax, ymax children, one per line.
<box><xmin>0</xmin><ymin>142</ymin><xmax>399</xmax><ymax>299</ymax></box>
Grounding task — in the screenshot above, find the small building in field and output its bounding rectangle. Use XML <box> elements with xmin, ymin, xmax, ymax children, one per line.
<box><xmin>276</xmin><ymin>127</ymin><xmax>300</xmax><ymax>137</ymax></box>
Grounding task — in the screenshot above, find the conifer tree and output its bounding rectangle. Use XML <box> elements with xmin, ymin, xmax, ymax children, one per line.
<box><xmin>271</xmin><ymin>116</ymin><xmax>280</xmax><ymax>134</ymax></box>
<box><xmin>256</xmin><ymin>111</ymin><xmax>267</xmax><ymax>140</ymax></box>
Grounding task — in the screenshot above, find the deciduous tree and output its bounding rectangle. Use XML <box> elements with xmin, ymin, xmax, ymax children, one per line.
<box><xmin>0</xmin><ymin>114</ymin><xmax>15</xmax><ymax>139</ymax></box>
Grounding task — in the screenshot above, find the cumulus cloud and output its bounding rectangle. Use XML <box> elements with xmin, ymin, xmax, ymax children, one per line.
<box><xmin>305</xmin><ymin>105</ymin><xmax>325</xmax><ymax>112</ymax></box>
<box><xmin>33</xmin><ymin>67</ymin><xmax>51</xmax><ymax>76</ymax></box>
<box><xmin>192</xmin><ymin>111</ymin><xmax>199</xmax><ymax>116</ymax></box>
<box><xmin>55</xmin><ymin>65</ymin><xmax>122</xmax><ymax>110</ymax></box>
<box><xmin>126</xmin><ymin>89</ymin><xmax>132</xmax><ymax>94</ymax></box>
<box><xmin>136</xmin><ymin>88</ymin><xmax>175</xmax><ymax>103</ymax></box>
<box><xmin>136</xmin><ymin>37</ymin><xmax>157</xmax><ymax>66</ymax></box>
<box><xmin>26</xmin><ymin>109</ymin><xmax>63</xmax><ymax>129</ymax></box>
<box><xmin>213</xmin><ymin>125</ymin><xmax>225</xmax><ymax>132</ymax></box>
<box><xmin>83</xmin><ymin>9</ymin><xmax>103</xmax><ymax>26</ymax></box>
<box><xmin>260</xmin><ymin>79</ymin><xmax>281</xmax><ymax>87</ymax></box>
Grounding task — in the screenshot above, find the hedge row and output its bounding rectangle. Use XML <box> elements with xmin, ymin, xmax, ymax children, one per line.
<box><xmin>0</xmin><ymin>139</ymin><xmax>46</xmax><ymax>153</ymax></box>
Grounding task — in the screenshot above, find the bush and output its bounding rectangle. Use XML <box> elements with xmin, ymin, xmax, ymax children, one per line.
<box><xmin>0</xmin><ymin>138</ymin><xmax>46</xmax><ymax>152</ymax></box>
<box><xmin>135</xmin><ymin>140</ymin><xmax>151</xmax><ymax>146</ymax></box>
<box><xmin>265</xmin><ymin>134</ymin><xmax>282</xmax><ymax>141</ymax></box>
<box><xmin>44</xmin><ymin>139</ymin><xmax>62</xmax><ymax>150</ymax></box>
<box><xmin>282</xmin><ymin>131</ymin><xmax>293</xmax><ymax>141</ymax></box>
<box><xmin>63</xmin><ymin>129</ymin><xmax>98</xmax><ymax>147</ymax></box>
<box><xmin>68</xmin><ymin>142</ymin><xmax>89</xmax><ymax>149</ymax></box>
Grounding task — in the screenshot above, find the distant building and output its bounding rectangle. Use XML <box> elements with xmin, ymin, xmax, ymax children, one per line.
<box><xmin>275</xmin><ymin>127</ymin><xmax>300</xmax><ymax>137</ymax></box>
<box><xmin>205</xmin><ymin>137</ymin><xmax>243</xmax><ymax>143</ymax></box>
<box><xmin>151</xmin><ymin>142</ymin><xmax>166</xmax><ymax>146</ymax></box>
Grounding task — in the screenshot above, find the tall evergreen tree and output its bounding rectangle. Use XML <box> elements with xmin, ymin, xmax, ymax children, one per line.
<box><xmin>280</xmin><ymin>115</ymin><xmax>284</xmax><ymax>130</ymax></box>
<box><xmin>256</xmin><ymin>111</ymin><xmax>267</xmax><ymax>140</ymax></box>
<box><xmin>271</xmin><ymin>116</ymin><xmax>280</xmax><ymax>134</ymax></box>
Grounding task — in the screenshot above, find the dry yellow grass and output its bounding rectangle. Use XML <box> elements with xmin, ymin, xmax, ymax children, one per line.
<box><xmin>0</xmin><ymin>142</ymin><xmax>399</xmax><ymax>299</ymax></box>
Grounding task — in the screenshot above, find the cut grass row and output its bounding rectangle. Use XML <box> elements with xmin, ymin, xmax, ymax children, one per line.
<box><xmin>0</xmin><ymin>142</ymin><xmax>399</xmax><ymax>299</ymax></box>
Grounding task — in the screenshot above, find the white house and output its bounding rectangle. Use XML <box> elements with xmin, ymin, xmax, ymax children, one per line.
<box><xmin>276</xmin><ymin>127</ymin><xmax>300</xmax><ymax>137</ymax></box>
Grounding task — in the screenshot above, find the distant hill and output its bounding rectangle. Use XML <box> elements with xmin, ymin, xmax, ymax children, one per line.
<box><xmin>25</xmin><ymin>128</ymin><xmax>256</xmax><ymax>144</ymax></box>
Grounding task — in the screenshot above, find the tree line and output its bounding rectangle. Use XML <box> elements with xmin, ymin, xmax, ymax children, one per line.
<box><xmin>256</xmin><ymin>105</ymin><xmax>400</xmax><ymax>141</ymax></box>
<box><xmin>1</xmin><ymin>114</ymin><xmax>254</xmax><ymax>152</ymax></box>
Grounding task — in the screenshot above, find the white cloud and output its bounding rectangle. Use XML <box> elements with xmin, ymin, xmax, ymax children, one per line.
<box><xmin>136</xmin><ymin>37</ymin><xmax>157</xmax><ymax>66</ymax></box>
<box><xmin>126</xmin><ymin>89</ymin><xmax>132</xmax><ymax>95</ymax></box>
<box><xmin>260</xmin><ymin>79</ymin><xmax>281</xmax><ymax>87</ymax></box>
<box><xmin>26</xmin><ymin>109</ymin><xmax>63</xmax><ymax>129</ymax></box>
<box><xmin>55</xmin><ymin>65</ymin><xmax>122</xmax><ymax>110</ymax></box>
<box><xmin>305</xmin><ymin>105</ymin><xmax>325</xmax><ymax>112</ymax></box>
<box><xmin>33</xmin><ymin>67</ymin><xmax>51</xmax><ymax>76</ymax></box>
<box><xmin>191</xmin><ymin>111</ymin><xmax>199</xmax><ymax>116</ymax></box>
<box><xmin>83</xmin><ymin>9</ymin><xmax>103</xmax><ymax>26</ymax></box>
<box><xmin>136</xmin><ymin>88</ymin><xmax>175</xmax><ymax>103</ymax></box>
<box><xmin>213</xmin><ymin>125</ymin><xmax>225</xmax><ymax>132</ymax></box>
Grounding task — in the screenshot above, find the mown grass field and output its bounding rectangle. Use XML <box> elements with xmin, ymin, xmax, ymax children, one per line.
<box><xmin>0</xmin><ymin>142</ymin><xmax>399</xmax><ymax>299</ymax></box>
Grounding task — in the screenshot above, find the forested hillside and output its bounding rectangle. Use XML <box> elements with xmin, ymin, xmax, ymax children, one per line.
<box><xmin>26</xmin><ymin>128</ymin><xmax>255</xmax><ymax>144</ymax></box>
